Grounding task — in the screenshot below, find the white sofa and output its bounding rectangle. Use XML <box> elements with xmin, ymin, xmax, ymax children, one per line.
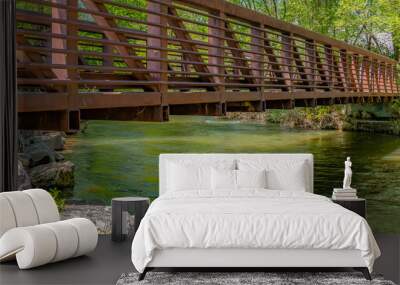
<box><xmin>0</xmin><ymin>189</ymin><xmax>98</xmax><ymax>269</ymax></box>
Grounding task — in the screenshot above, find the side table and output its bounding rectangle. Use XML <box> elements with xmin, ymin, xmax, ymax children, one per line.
<box><xmin>332</xmin><ymin>198</ymin><xmax>366</xmax><ymax>218</ymax></box>
<box><xmin>112</xmin><ymin>197</ymin><xmax>150</xmax><ymax>242</ymax></box>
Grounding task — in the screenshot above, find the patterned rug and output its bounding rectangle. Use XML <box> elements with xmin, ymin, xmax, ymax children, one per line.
<box><xmin>116</xmin><ymin>271</ymin><xmax>395</xmax><ymax>285</ymax></box>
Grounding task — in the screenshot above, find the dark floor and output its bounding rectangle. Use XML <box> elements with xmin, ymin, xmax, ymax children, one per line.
<box><xmin>0</xmin><ymin>234</ymin><xmax>399</xmax><ymax>285</ymax></box>
<box><xmin>0</xmin><ymin>236</ymin><xmax>133</xmax><ymax>285</ymax></box>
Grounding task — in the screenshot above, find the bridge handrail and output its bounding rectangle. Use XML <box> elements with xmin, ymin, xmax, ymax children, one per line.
<box><xmin>15</xmin><ymin>0</ymin><xmax>400</xmax><ymax>128</ymax></box>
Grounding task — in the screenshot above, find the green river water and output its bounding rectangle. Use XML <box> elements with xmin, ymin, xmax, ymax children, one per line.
<box><xmin>65</xmin><ymin>116</ymin><xmax>400</xmax><ymax>233</ymax></box>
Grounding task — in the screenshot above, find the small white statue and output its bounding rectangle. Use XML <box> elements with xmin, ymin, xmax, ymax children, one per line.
<box><xmin>343</xmin><ymin>157</ymin><xmax>353</xmax><ymax>189</ymax></box>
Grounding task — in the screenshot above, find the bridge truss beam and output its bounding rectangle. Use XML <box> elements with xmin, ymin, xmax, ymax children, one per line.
<box><xmin>15</xmin><ymin>0</ymin><xmax>399</xmax><ymax>131</ymax></box>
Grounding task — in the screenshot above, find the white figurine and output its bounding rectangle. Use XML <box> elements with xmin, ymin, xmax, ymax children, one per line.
<box><xmin>343</xmin><ymin>157</ymin><xmax>352</xmax><ymax>189</ymax></box>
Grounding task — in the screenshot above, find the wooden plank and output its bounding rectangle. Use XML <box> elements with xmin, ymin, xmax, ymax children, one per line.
<box><xmin>79</xmin><ymin>93</ymin><xmax>162</xmax><ymax>108</ymax></box>
<box><xmin>250</xmin><ymin>24</ymin><xmax>263</xmax><ymax>91</ymax></box>
<box><xmin>263</xmin><ymin>32</ymin><xmax>289</xmax><ymax>89</ymax></box>
<box><xmin>314</xmin><ymin>50</ymin><xmax>328</xmax><ymax>88</ymax></box>
<box><xmin>166</xmin><ymin>91</ymin><xmax>220</xmax><ymax>104</ymax></box>
<box><xmin>147</xmin><ymin>0</ymin><xmax>168</xmax><ymax>94</ymax></box>
<box><xmin>323</xmin><ymin>45</ymin><xmax>333</xmax><ymax>90</ymax></box>
<box><xmin>382</xmin><ymin>63</ymin><xmax>388</xmax><ymax>94</ymax></box>
<box><xmin>386</xmin><ymin>65</ymin><xmax>393</xmax><ymax>94</ymax></box>
<box><xmin>51</xmin><ymin>0</ymin><xmax>68</xmax><ymax>80</ymax></box>
<box><xmin>361</xmin><ymin>57</ymin><xmax>370</xmax><ymax>93</ymax></box>
<box><xmin>83</xmin><ymin>0</ymin><xmax>157</xmax><ymax>91</ymax></box>
<box><xmin>372</xmin><ymin>60</ymin><xmax>380</xmax><ymax>93</ymax></box>
<box><xmin>16</xmin><ymin>35</ymin><xmax>60</xmax><ymax>84</ymax></box>
<box><xmin>304</xmin><ymin>40</ymin><xmax>316</xmax><ymax>90</ymax></box>
<box><xmin>225</xmin><ymin>91</ymin><xmax>260</xmax><ymax>102</ymax></box>
<box><xmin>338</xmin><ymin>50</ymin><xmax>348</xmax><ymax>91</ymax></box>
<box><xmin>280</xmin><ymin>33</ymin><xmax>293</xmax><ymax>91</ymax></box>
<box><xmin>66</xmin><ymin>0</ymin><xmax>80</xmax><ymax>123</ymax></box>
<box><xmin>377</xmin><ymin>63</ymin><xmax>384</xmax><ymax>92</ymax></box>
<box><xmin>350</xmin><ymin>55</ymin><xmax>360</xmax><ymax>92</ymax></box>
<box><xmin>208</xmin><ymin>10</ymin><xmax>225</xmax><ymax>93</ymax></box>
<box><xmin>166</xmin><ymin>6</ymin><xmax>216</xmax><ymax>87</ymax></box>
<box><xmin>387</xmin><ymin>64</ymin><xmax>395</xmax><ymax>94</ymax></box>
<box><xmin>224</xmin><ymin>22</ymin><xmax>257</xmax><ymax>85</ymax></box>
<box><xmin>292</xmin><ymin>40</ymin><xmax>308</xmax><ymax>87</ymax></box>
<box><xmin>331</xmin><ymin>52</ymin><xmax>344</xmax><ymax>90</ymax></box>
<box><xmin>18</xmin><ymin>93</ymin><xmax>69</xmax><ymax>112</ymax></box>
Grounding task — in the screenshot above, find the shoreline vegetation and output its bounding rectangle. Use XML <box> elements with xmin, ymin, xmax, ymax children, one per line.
<box><xmin>222</xmin><ymin>100</ymin><xmax>400</xmax><ymax>136</ymax></box>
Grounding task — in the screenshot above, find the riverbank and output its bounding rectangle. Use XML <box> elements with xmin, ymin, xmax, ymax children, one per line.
<box><xmin>223</xmin><ymin>103</ymin><xmax>400</xmax><ymax>136</ymax></box>
<box><xmin>17</xmin><ymin>130</ymin><xmax>75</xmax><ymax>192</ymax></box>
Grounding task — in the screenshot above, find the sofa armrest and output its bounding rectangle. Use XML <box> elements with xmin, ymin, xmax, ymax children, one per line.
<box><xmin>0</xmin><ymin>218</ymin><xmax>98</xmax><ymax>269</ymax></box>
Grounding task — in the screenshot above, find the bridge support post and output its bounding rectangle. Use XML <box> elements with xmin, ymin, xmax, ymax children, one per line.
<box><xmin>208</xmin><ymin>10</ymin><xmax>226</xmax><ymax>117</ymax></box>
<box><xmin>66</xmin><ymin>0</ymin><xmax>79</xmax><ymax>132</ymax></box>
<box><xmin>147</xmin><ymin>1</ymin><xmax>169</xmax><ymax>122</ymax></box>
<box><xmin>68</xmin><ymin>110</ymin><xmax>80</xmax><ymax>132</ymax></box>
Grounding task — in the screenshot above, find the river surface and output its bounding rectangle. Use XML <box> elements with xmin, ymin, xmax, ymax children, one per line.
<box><xmin>65</xmin><ymin>116</ymin><xmax>400</xmax><ymax>233</ymax></box>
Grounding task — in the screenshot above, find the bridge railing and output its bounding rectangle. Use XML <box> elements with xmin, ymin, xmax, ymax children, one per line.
<box><xmin>16</xmin><ymin>0</ymin><xmax>399</xmax><ymax>130</ymax></box>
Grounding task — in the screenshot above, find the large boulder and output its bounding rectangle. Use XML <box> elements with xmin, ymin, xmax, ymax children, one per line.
<box><xmin>19</xmin><ymin>130</ymin><xmax>66</xmax><ymax>151</ymax></box>
<box><xmin>30</xmin><ymin>161</ymin><xmax>74</xmax><ymax>190</ymax></box>
<box><xmin>31</xmin><ymin>132</ymin><xmax>65</xmax><ymax>151</ymax></box>
<box><xmin>17</xmin><ymin>160</ymin><xmax>32</xmax><ymax>190</ymax></box>
<box><xmin>17</xmin><ymin>153</ymin><xmax>30</xmax><ymax>168</ymax></box>
<box><xmin>24</xmin><ymin>142</ymin><xmax>55</xmax><ymax>167</ymax></box>
<box><xmin>54</xmin><ymin>152</ymin><xmax>65</xmax><ymax>162</ymax></box>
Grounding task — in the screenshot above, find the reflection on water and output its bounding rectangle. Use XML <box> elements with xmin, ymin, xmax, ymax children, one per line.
<box><xmin>65</xmin><ymin>116</ymin><xmax>400</xmax><ymax>233</ymax></box>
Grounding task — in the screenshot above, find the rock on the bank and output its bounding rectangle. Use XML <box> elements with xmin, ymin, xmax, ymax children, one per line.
<box><xmin>30</xmin><ymin>161</ymin><xmax>75</xmax><ymax>190</ymax></box>
<box><xmin>19</xmin><ymin>130</ymin><xmax>66</xmax><ymax>151</ymax></box>
<box><xmin>17</xmin><ymin>160</ymin><xmax>32</xmax><ymax>190</ymax></box>
<box><xmin>31</xmin><ymin>132</ymin><xmax>66</xmax><ymax>151</ymax></box>
<box><xmin>24</xmin><ymin>142</ymin><xmax>55</xmax><ymax>167</ymax></box>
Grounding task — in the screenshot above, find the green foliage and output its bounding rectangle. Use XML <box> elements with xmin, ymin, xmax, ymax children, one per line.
<box><xmin>48</xmin><ymin>188</ymin><xmax>66</xmax><ymax>212</ymax></box>
<box><xmin>392</xmin><ymin>119</ymin><xmax>400</xmax><ymax>135</ymax></box>
<box><xmin>229</xmin><ymin>0</ymin><xmax>400</xmax><ymax>60</ymax></box>
<box><xmin>266</xmin><ymin>109</ymin><xmax>286</xmax><ymax>124</ymax></box>
<box><xmin>266</xmin><ymin>104</ymin><xmax>400</xmax><ymax>135</ymax></box>
<box><xmin>267</xmin><ymin>106</ymin><xmax>346</xmax><ymax>130</ymax></box>
<box><xmin>390</xmin><ymin>99</ymin><xmax>400</xmax><ymax>118</ymax></box>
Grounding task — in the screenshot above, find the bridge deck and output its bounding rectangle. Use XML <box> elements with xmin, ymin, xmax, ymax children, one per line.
<box><xmin>16</xmin><ymin>0</ymin><xmax>399</xmax><ymax>131</ymax></box>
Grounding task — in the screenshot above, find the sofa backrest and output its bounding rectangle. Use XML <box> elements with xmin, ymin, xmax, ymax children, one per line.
<box><xmin>159</xmin><ymin>153</ymin><xmax>313</xmax><ymax>195</ymax></box>
<box><xmin>0</xmin><ymin>189</ymin><xmax>60</xmax><ymax>237</ymax></box>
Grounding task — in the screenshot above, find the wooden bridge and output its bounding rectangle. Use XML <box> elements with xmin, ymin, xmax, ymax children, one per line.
<box><xmin>16</xmin><ymin>0</ymin><xmax>399</xmax><ymax>131</ymax></box>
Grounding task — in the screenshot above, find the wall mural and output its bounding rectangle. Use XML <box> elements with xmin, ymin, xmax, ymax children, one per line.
<box><xmin>15</xmin><ymin>0</ymin><xmax>400</xmax><ymax>234</ymax></box>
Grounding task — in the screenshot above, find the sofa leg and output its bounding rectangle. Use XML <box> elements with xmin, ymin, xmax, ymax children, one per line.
<box><xmin>354</xmin><ymin>267</ymin><xmax>371</xmax><ymax>280</ymax></box>
<box><xmin>138</xmin><ymin>268</ymin><xmax>148</xmax><ymax>281</ymax></box>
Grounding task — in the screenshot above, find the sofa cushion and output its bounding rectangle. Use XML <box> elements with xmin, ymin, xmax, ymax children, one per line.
<box><xmin>24</xmin><ymin>189</ymin><xmax>59</xmax><ymax>224</ymax></box>
<box><xmin>0</xmin><ymin>218</ymin><xmax>98</xmax><ymax>269</ymax></box>
<box><xmin>0</xmin><ymin>196</ymin><xmax>17</xmax><ymax>237</ymax></box>
<box><xmin>0</xmin><ymin>192</ymin><xmax>39</xmax><ymax>227</ymax></box>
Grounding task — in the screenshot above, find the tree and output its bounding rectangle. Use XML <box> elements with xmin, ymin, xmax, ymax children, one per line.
<box><xmin>228</xmin><ymin>0</ymin><xmax>400</xmax><ymax>61</ymax></box>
